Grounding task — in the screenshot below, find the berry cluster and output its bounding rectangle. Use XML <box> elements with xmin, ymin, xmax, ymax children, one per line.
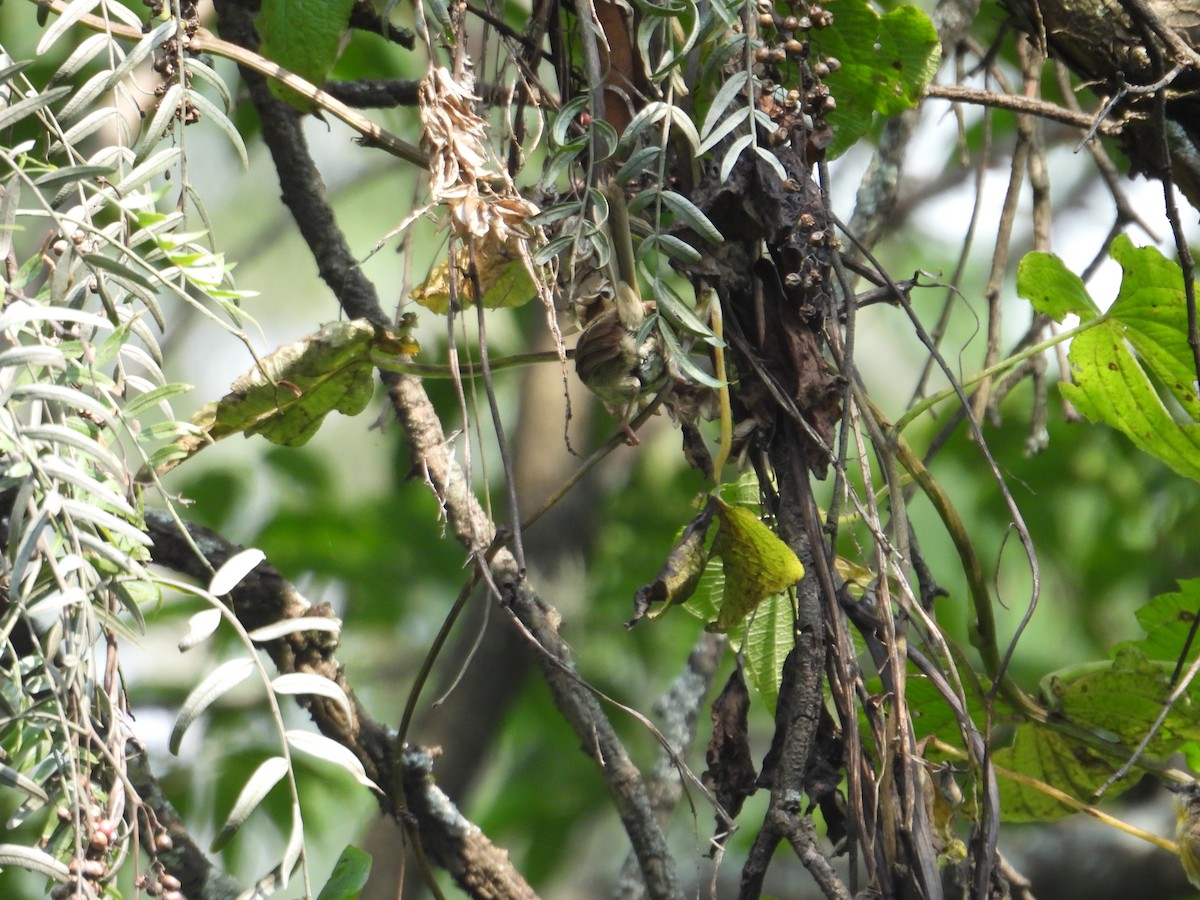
<box><xmin>753</xmin><ymin>1</ymin><xmax>842</xmax><ymax>136</ymax></box>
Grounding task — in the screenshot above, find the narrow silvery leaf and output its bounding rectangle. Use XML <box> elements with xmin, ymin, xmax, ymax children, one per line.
<box><xmin>0</xmin><ymin>763</ymin><xmax>49</xmax><ymax>803</ymax></box>
<box><xmin>271</xmin><ymin>673</ymin><xmax>353</xmax><ymax>719</ymax></box>
<box><xmin>59</xmin><ymin>497</ymin><xmax>152</xmax><ymax>547</ymax></box>
<box><xmin>720</xmin><ymin>133</ymin><xmax>754</xmax><ymax>183</ymax></box>
<box><xmin>185</xmin><ymin>90</ymin><xmax>250</xmax><ymax>169</ymax></box>
<box><xmin>0</xmin><ymin>87</ymin><xmax>71</xmax><ymax>132</ymax></box>
<box><xmin>21</xmin><ymin>424</ymin><xmax>126</xmax><ymax>483</ymax></box>
<box><xmin>0</xmin><ymin>844</ymin><xmax>70</xmax><ymax>880</ymax></box>
<box><xmin>209</xmin><ymin>548</ymin><xmax>265</xmax><ymax>596</ymax></box>
<box><xmin>280</xmin><ymin>804</ymin><xmax>304</xmax><ymax>889</ymax></box>
<box><xmin>248</xmin><ymin>617</ymin><xmax>340</xmax><ymax>643</ymax></box>
<box><xmin>210</xmin><ymin>756</ymin><xmax>289</xmax><ymax>852</ymax></box>
<box><xmin>170</xmin><ymin>657</ymin><xmax>256</xmax><ymax>754</ymax></box>
<box><xmin>178</xmin><ymin>608</ymin><xmax>223</xmax><ymax>651</ymax></box>
<box><xmin>701</xmin><ymin>70</ymin><xmax>750</xmax><ymax>138</ymax></box>
<box><xmin>285</xmin><ymin>731</ymin><xmax>380</xmax><ymax>792</ymax></box>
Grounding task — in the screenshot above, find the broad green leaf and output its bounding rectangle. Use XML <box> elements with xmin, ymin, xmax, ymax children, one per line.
<box><xmin>316</xmin><ymin>845</ymin><xmax>373</xmax><ymax>900</ymax></box>
<box><xmin>1017</xmin><ymin>252</ymin><xmax>1100</xmax><ymax>323</ymax></box>
<box><xmin>1128</xmin><ymin>579</ymin><xmax>1200</xmax><ymax>664</ymax></box>
<box><xmin>256</xmin><ymin>0</ymin><xmax>356</xmax><ymax>112</ymax></box>
<box><xmin>706</xmin><ymin>499</ymin><xmax>804</xmax><ymax>633</ymax></box>
<box><xmin>991</xmin><ymin>725</ymin><xmax>1136</xmax><ymax>821</ymax></box>
<box><xmin>1061</xmin><ymin>322</ymin><xmax>1200</xmax><ymax>481</ymax></box>
<box><xmin>996</xmin><ymin>646</ymin><xmax>1200</xmax><ymax>821</ymax></box>
<box><xmin>1042</xmin><ymin>646</ymin><xmax>1195</xmax><ymax>746</ymax></box>
<box><xmin>169</xmin><ymin>320</ymin><xmax>418</xmax><ymax>469</ymax></box>
<box><xmin>739</xmin><ymin>592</ymin><xmax>794</xmax><ymax>713</ymax></box>
<box><xmin>813</xmin><ymin>0</ymin><xmax>940</xmax><ymax>158</ymax></box>
<box><xmin>1107</xmin><ymin>236</ymin><xmax>1200</xmax><ymax>417</ymax></box>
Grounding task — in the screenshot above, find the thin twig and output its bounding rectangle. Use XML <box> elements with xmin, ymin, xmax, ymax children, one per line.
<box><xmin>924</xmin><ymin>83</ymin><xmax>1123</xmax><ymax>135</ymax></box>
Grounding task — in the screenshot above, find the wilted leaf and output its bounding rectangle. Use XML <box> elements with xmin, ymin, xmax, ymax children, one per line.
<box><xmin>702</xmin><ymin>665</ymin><xmax>757</xmax><ymax>844</ymax></box>
<box><xmin>411</xmin><ymin>238</ymin><xmax>540</xmax><ymax>313</ymax></box>
<box><xmin>164</xmin><ymin>320</ymin><xmax>417</xmax><ymax>472</ymax></box>
<box><xmin>706</xmin><ymin>499</ymin><xmax>805</xmax><ymax>633</ymax></box>
<box><xmin>628</xmin><ymin>498</ymin><xmax>716</xmax><ymax>625</ymax></box>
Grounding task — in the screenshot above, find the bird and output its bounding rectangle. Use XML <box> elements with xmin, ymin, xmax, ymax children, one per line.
<box><xmin>1177</xmin><ymin>782</ymin><xmax>1200</xmax><ymax>888</ymax></box>
<box><xmin>574</xmin><ymin>180</ymin><xmax>667</xmax><ymax>440</ymax></box>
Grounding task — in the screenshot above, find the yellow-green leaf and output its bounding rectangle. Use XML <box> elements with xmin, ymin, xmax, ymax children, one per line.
<box><xmin>706</xmin><ymin>499</ymin><xmax>804</xmax><ymax>634</ymax></box>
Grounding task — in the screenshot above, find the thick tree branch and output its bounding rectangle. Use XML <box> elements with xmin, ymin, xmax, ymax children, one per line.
<box><xmin>143</xmin><ymin>509</ymin><xmax>536</xmax><ymax>899</ymax></box>
<box><xmin>212</xmin><ymin>3</ymin><xmax>682</xmax><ymax>895</ymax></box>
<box><xmin>127</xmin><ymin>748</ymin><xmax>242</xmax><ymax>900</ymax></box>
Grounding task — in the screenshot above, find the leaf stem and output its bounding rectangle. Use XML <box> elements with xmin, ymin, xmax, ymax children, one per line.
<box><xmin>893</xmin><ymin>317</ymin><xmax>1096</xmax><ymax>434</ymax></box>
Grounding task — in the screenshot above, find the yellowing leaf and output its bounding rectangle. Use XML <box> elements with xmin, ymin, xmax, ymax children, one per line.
<box><xmin>159</xmin><ymin>320</ymin><xmax>416</xmax><ymax>473</ymax></box>
<box><xmin>628</xmin><ymin>499</ymin><xmax>717</xmax><ymax>625</ymax></box>
<box><xmin>411</xmin><ymin>238</ymin><xmax>538</xmax><ymax>314</ymax></box>
<box><xmin>707</xmin><ymin>499</ymin><xmax>804</xmax><ymax>633</ymax></box>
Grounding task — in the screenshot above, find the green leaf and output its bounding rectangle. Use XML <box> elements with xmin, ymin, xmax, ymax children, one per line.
<box><xmin>1060</xmin><ymin>324</ymin><xmax>1200</xmax><ymax>480</ymax></box>
<box><xmin>814</xmin><ymin>0</ymin><xmax>941</xmax><ymax>158</ymax></box>
<box><xmin>996</xmin><ymin>646</ymin><xmax>1199</xmax><ymax>820</ymax></box>
<box><xmin>706</xmin><ymin>498</ymin><xmax>804</xmax><ymax>633</ymax></box>
<box><xmin>1107</xmin><ymin>236</ymin><xmax>1200</xmax><ymax>417</ymax></box>
<box><xmin>1017</xmin><ymin>252</ymin><xmax>1100</xmax><ymax>323</ymax></box>
<box><xmin>991</xmin><ymin>726</ymin><xmax>1137</xmax><ymax>822</ymax></box>
<box><xmin>316</xmin><ymin>846</ymin><xmax>373</xmax><ymax>900</ymax></box>
<box><xmin>1128</xmin><ymin>578</ymin><xmax>1200</xmax><ymax>663</ymax></box>
<box><xmin>1043</xmin><ymin>646</ymin><xmax>1194</xmax><ymax>746</ymax></box>
<box><xmin>169</xmin><ymin>320</ymin><xmax>417</xmax><ymax>469</ymax></box>
<box><xmin>256</xmin><ymin>0</ymin><xmax>357</xmax><ymax>112</ymax></box>
<box><xmin>1046</xmin><ymin>236</ymin><xmax>1200</xmax><ymax>480</ymax></box>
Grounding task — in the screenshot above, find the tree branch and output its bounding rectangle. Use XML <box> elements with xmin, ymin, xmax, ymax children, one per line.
<box><xmin>212</xmin><ymin>3</ymin><xmax>682</xmax><ymax>895</ymax></box>
<box><xmin>143</xmin><ymin>509</ymin><xmax>537</xmax><ymax>899</ymax></box>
